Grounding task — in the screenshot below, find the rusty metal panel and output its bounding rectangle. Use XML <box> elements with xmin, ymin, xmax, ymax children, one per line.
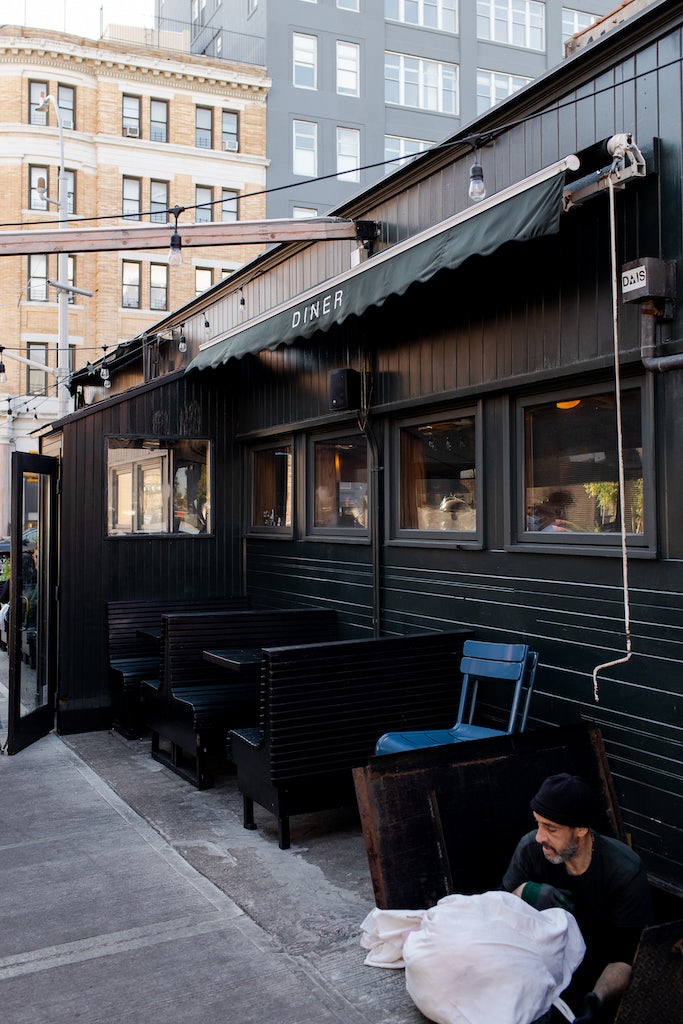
<box><xmin>353</xmin><ymin>724</ymin><xmax>622</xmax><ymax>910</ymax></box>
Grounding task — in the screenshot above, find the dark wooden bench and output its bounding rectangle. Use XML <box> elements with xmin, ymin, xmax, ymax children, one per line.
<box><xmin>229</xmin><ymin>628</ymin><xmax>473</xmax><ymax>849</ymax></box>
<box><xmin>141</xmin><ymin>607</ymin><xmax>338</xmax><ymax>787</ymax></box>
<box><xmin>107</xmin><ymin>596</ymin><xmax>248</xmax><ymax>738</ymax></box>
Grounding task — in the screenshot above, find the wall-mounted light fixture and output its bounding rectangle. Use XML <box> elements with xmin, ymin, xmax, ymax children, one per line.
<box><xmin>168</xmin><ymin>205</ymin><xmax>185</xmax><ymax>268</ymax></box>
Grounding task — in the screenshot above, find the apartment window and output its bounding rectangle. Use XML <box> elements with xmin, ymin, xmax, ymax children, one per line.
<box><xmin>29</xmin><ymin>81</ymin><xmax>49</xmax><ymax>124</ymax></box>
<box><xmin>476</xmin><ymin>69</ymin><xmax>532</xmax><ymax>114</ymax></box>
<box><xmin>477</xmin><ymin>0</ymin><xmax>545</xmax><ymax>50</ymax></box>
<box><xmin>385</xmin><ymin>52</ymin><xmax>458</xmax><ymax>113</ymax></box>
<box><xmin>122</xmin><ymin>177</ymin><xmax>142</xmax><ymax>219</ymax></box>
<box><xmin>336</xmin><ymin>41</ymin><xmax>360</xmax><ymax>96</ymax></box>
<box><xmin>214</xmin><ymin>31</ymin><xmax>223</xmax><ymax>57</ymax></box>
<box><xmin>195</xmin><ymin>186</ymin><xmax>213</xmax><ymax>223</ymax></box>
<box><xmin>518</xmin><ymin>384</ymin><xmax>649</xmax><ymax>546</ymax></box>
<box><xmin>122</xmin><ymin>261</ymin><xmax>141</xmax><ymax>308</ymax></box>
<box><xmin>293</xmin><ymin>33</ymin><xmax>318</xmax><ymax>89</ymax></box>
<box><xmin>338</xmin><ymin>0</ymin><xmax>360</xmax><ymax>9</ymax></box>
<box><xmin>107</xmin><ymin>438</ymin><xmax>212</xmax><ymax>536</ymax></box>
<box><xmin>221</xmin><ymin>189</ymin><xmax>239</xmax><ymax>222</ymax></box>
<box><xmin>150</xmin><ymin>264</ymin><xmax>168</xmax><ymax>311</ymax></box>
<box><xmin>65</xmin><ymin>170</ymin><xmax>76</xmax><ymax>214</ymax></box>
<box><xmin>196</xmin><ymin>106</ymin><xmax>213</xmax><ymax>148</ymax></box>
<box><xmin>29</xmin><ymin>166</ymin><xmax>49</xmax><ymax>210</ymax></box>
<box><xmin>67</xmin><ymin>256</ymin><xmax>76</xmax><ymax>304</ymax></box>
<box><xmin>150</xmin><ymin>99</ymin><xmax>168</xmax><ymax>143</ymax></box>
<box><xmin>250</xmin><ymin>442</ymin><xmax>293</xmax><ymax>532</ymax></box>
<box><xmin>150</xmin><ymin>180</ymin><xmax>169</xmax><ymax>223</ymax></box>
<box><xmin>562</xmin><ymin>7</ymin><xmax>597</xmax><ymax>47</ymax></box>
<box><xmin>58</xmin><ymin>85</ymin><xmax>75</xmax><ymax>129</ymax></box>
<box><xmin>336</xmin><ymin>127</ymin><xmax>360</xmax><ymax>181</ymax></box>
<box><xmin>396</xmin><ymin>413</ymin><xmax>478</xmax><ymax>538</ymax></box>
<box><xmin>221</xmin><ymin>110</ymin><xmax>238</xmax><ymax>151</ymax></box>
<box><xmin>293</xmin><ymin>120</ymin><xmax>318</xmax><ymax>176</ymax></box>
<box><xmin>28</xmin><ymin>254</ymin><xmax>48</xmax><ymax>301</ymax></box>
<box><xmin>27</xmin><ymin>343</ymin><xmax>48</xmax><ymax>396</ymax></box>
<box><xmin>311</xmin><ymin>434</ymin><xmax>368</xmax><ymax>533</ymax></box>
<box><xmin>384</xmin><ymin>135</ymin><xmax>431</xmax><ymax>173</ymax></box>
<box><xmin>195</xmin><ymin>267</ymin><xmax>213</xmax><ymax>295</ymax></box>
<box><xmin>122</xmin><ymin>95</ymin><xmax>141</xmax><ymax>137</ymax></box>
<box><xmin>386</xmin><ymin>0</ymin><xmax>457</xmax><ymax>32</ymax></box>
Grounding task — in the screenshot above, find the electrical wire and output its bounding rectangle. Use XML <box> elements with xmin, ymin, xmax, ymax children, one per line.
<box><xmin>590</xmin><ymin>172</ymin><xmax>633</xmax><ymax>703</ymax></box>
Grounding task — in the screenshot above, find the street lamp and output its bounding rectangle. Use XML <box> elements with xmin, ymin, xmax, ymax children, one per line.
<box><xmin>35</xmin><ymin>92</ymin><xmax>70</xmax><ymax>419</ymax></box>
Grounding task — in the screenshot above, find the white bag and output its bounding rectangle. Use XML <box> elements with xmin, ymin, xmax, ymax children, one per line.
<box><xmin>361</xmin><ymin>891</ymin><xmax>585</xmax><ymax>1024</ymax></box>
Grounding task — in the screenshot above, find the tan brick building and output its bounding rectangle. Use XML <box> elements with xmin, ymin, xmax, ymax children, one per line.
<box><xmin>0</xmin><ymin>24</ymin><xmax>269</xmax><ymax>534</ymax></box>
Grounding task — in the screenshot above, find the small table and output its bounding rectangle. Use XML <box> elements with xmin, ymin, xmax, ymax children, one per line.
<box><xmin>202</xmin><ymin>647</ymin><xmax>262</xmax><ymax>674</ymax></box>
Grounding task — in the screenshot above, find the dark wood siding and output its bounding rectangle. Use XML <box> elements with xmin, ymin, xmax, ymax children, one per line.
<box><xmin>57</xmin><ymin>370</ymin><xmax>241</xmax><ymax>732</ymax></box>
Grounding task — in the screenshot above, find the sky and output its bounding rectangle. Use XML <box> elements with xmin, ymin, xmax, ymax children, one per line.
<box><xmin>4</xmin><ymin>1</ymin><xmax>156</xmax><ymax>39</ymax></box>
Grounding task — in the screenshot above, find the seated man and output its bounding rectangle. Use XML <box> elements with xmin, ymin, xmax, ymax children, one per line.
<box><xmin>502</xmin><ymin>773</ymin><xmax>652</xmax><ymax>1023</ymax></box>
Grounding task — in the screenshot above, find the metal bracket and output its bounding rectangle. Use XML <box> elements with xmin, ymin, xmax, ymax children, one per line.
<box><xmin>563</xmin><ymin>136</ymin><xmax>646</xmax><ymax>211</ymax></box>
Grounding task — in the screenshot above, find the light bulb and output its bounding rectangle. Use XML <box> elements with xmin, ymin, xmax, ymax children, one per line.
<box><xmin>103</xmin><ymin>378</ymin><xmax>112</xmax><ymax>389</ymax></box>
<box><xmin>468</xmin><ymin>162</ymin><xmax>486</xmax><ymax>202</ymax></box>
<box><xmin>178</xmin><ymin>334</ymin><xmax>187</xmax><ymax>353</ymax></box>
<box><xmin>168</xmin><ymin>232</ymin><xmax>183</xmax><ymax>267</ymax></box>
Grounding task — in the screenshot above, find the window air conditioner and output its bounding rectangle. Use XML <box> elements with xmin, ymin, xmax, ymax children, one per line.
<box><xmin>124</xmin><ymin>125</ymin><xmax>140</xmax><ymax>138</ymax></box>
<box><xmin>61</xmin><ymin>118</ymin><xmax>74</xmax><ymax>130</ymax></box>
<box><xmin>223</xmin><ymin>139</ymin><xmax>239</xmax><ymax>152</ymax></box>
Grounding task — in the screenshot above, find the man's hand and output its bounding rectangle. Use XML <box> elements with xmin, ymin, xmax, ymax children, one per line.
<box><xmin>573</xmin><ymin>991</ymin><xmax>603</xmax><ymax>1023</ymax></box>
<box><xmin>520</xmin><ymin>881</ymin><xmax>574</xmax><ymax>912</ymax></box>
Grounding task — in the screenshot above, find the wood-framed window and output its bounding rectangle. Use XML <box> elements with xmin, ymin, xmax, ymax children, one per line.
<box><xmin>29</xmin><ymin>166</ymin><xmax>49</xmax><ymax>210</ymax></box>
<box><xmin>308</xmin><ymin>432</ymin><xmax>368</xmax><ymax>536</ymax></box>
<box><xmin>393</xmin><ymin>409</ymin><xmax>480</xmax><ymax>543</ymax></box>
<box><xmin>195</xmin><ymin>185</ymin><xmax>213</xmax><ymax>222</ymax></box>
<box><xmin>122</xmin><ymin>94</ymin><xmax>141</xmax><ymax>137</ymax></box>
<box><xmin>122</xmin><ymin>176</ymin><xmax>142</xmax><ymax>219</ymax></box>
<box><xmin>150</xmin><ymin>263</ymin><xmax>168</xmax><ymax>311</ymax></box>
<box><xmin>150</xmin><ymin>180</ymin><xmax>169</xmax><ymax>223</ymax></box>
<box><xmin>28</xmin><ymin>254</ymin><xmax>48</xmax><ymax>301</ymax></box>
<box><xmin>195</xmin><ymin>106</ymin><xmax>213</xmax><ymax>148</ymax></box>
<box><xmin>150</xmin><ymin>99</ymin><xmax>168</xmax><ymax>143</ymax></box>
<box><xmin>122</xmin><ymin>260</ymin><xmax>141</xmax><ymax>308</ymax></box>
<box><xmin>248</xmin><ymin>441</ymin><xmax>294</xmax><ymax>535</ymax></box>
<box><xmin>58</xmin><ymin>85</ymin><xmax>75</xmax><ymax>129</ymax></box>
<box><xmin>29</xmin><ymin>80</ymin><xmax>48</xmax><ymax>124</ymax></box>
<box><xmin>513</xmin><ymin>380</ymin><xmax>654</xmax><ymax>551</ymax></box>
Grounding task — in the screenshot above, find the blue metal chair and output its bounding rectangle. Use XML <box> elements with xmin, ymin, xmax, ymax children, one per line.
<box><xmin>374</xmin><ymin>640</ymin><xmax>538</xmax><ymax>755</ymax></box>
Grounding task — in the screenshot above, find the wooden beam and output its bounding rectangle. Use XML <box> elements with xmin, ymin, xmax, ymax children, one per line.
<box><xmin>0</xmin><ymin>217</ymin><xmax>360</xmax><ymax>256</ymax></box>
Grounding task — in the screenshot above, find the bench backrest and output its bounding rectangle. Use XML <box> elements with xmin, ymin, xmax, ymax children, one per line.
<box><xmin>259</xmin><ymin>630</ymin><xmax>471</xmax><ymax>782</ymax></box>
<box><xmin>107</xmin><ymin>596</ymin><xmax>248</xmax><ymax>661</ymax></box>
<box><xmin>162</xmin><ymin>607</ymin><xmax>338</xmax><ymax>693</ymax></box>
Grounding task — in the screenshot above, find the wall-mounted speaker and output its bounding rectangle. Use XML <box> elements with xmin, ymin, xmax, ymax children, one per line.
<box><xmin>328</xmin><ymin>368</ymin><xmax>361</xmax><ymax>411</ymax></box>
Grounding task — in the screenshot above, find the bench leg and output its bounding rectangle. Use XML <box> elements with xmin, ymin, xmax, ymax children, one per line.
<box><xmin>277</xmin><ymin>815</ymin><xmax>291</xmax><ymax>851</ymax></box>
<box><xmin>243</xmin><ymin>795</ymin><xmax>257</xmax><ymax>830</ymax></box>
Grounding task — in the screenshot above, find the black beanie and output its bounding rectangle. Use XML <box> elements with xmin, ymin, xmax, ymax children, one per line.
<box><xmin>530</xmin><ymin>773</ymin><xmax>595</xmax><ymax>827</ymax></box>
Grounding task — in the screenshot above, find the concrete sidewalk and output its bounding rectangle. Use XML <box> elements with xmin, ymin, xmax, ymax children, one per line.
<box><xmin>0</xmin><ymin>667</ymin><xmax>422</xmax><ymax>1024</ymax></box>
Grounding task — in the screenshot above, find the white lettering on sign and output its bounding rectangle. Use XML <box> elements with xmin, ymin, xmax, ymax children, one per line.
<box><xmin>622</xmin><ymin>266</ymin><xmax>647</xmax><ymax>294</ymax></box>
<box><xmin>291</xmin><ymin>288</ymin><xmax>344</xmax><ymax>329</ymax></box>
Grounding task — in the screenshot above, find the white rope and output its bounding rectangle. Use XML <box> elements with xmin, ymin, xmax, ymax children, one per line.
<box><xmin>591</xmin><ymin>173</ymin><xmax>633</xmax><ymax>702</ymax></box>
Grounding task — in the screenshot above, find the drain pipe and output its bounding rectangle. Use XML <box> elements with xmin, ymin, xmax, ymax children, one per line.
<box><xmin>640</xmin><ymin>301</ymin><xmax>683</xmax><ymax>372</ymax></box>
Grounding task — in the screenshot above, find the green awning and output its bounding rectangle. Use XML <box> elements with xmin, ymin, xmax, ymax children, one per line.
<box><xmin>187</xmin><ymin>159</ymin><xmax>573</xmax><ymax>372</ymax></box>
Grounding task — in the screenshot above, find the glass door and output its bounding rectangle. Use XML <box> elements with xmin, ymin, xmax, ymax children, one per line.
<box><xmin>6</xmin><ymin>452</ymin><xmax>58</xmax><ymax>754</ymax></box>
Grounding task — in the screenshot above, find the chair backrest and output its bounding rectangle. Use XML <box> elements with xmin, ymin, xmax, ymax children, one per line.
<box><xmin>455</xmin><ymin>640</ymin><xmax>538</xmax><ymax>734</ymax></box>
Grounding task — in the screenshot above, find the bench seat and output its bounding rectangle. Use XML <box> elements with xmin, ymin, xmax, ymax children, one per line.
<box><xmin>229</xmin><ymin>629</ymin><xmax>473</xmax><ymax>849</ymax></box>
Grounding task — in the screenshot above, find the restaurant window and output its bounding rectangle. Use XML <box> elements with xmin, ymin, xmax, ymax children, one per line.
<box><xmin>29</xmin><ymin>81</ymin><xmax>49</xmax><ymax>124</ymax></box>
<box><xmin>310</xmin><ymin>433</ymin><xmax>368</xmax><ymax>534</ymax></box>
<box><xmin>249</xmin><ymin>443</ymin><xmax>293</xmax><ymax>533</ymax></box>
<box><xmin>150</xmin><ymin>99</ymin><xmax>168</xmax><ymax>142</ymax></box>
<box><xmin>518</xmin><ymin>383</ymin><xmax>650</xmax><ymax>547</ymax></box>
<box><xmin>107</xmin><ymin>438</ymin><xmax>212</xmax><ymax>536</ymax></box>
<box><xmin>395</xmin><ymin>412</ymin><xmax>479</xmax><ymax>540</ymax></box>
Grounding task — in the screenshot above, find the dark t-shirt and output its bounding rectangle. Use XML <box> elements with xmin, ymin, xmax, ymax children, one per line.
<box><xmin>502</xmin><ymin>830</ymin><xmax>652</xmax><ymax>1001</ymax></box>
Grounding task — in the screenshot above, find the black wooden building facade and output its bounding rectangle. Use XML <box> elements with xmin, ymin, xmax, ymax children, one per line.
<box><xmin>50</xmin><ymin>0</ymin><xmax>681</xmax><ymax>887</ymax></box>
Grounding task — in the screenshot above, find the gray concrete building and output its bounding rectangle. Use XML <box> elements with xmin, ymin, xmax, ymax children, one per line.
<box><xmin>157</xmin><ymin>0</ymin><xmax>614</xmax><ymax>217</ymax></box>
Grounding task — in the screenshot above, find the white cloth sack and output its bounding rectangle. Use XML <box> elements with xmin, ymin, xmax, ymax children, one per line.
<box><xmin>360</xmin><ymin>890</ymin><xmax>585</xmax><ymax>1024</ymax></box>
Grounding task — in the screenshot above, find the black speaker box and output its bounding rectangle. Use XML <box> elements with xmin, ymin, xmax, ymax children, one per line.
<box><xmin>328</xmin><ymin>368</ymin><xmax>361</xmax><ymax>411</ymax></box>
